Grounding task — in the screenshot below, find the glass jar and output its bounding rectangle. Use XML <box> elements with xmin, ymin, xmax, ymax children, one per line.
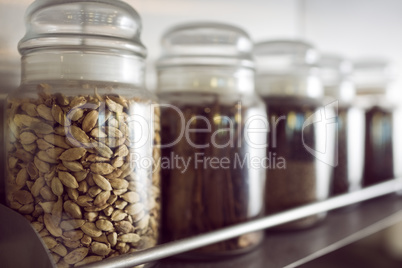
<box><xmin>4</xmin><ymin>1</ymin><xmax>160</xmax><ymax>267</ymax></box>
<box><xmin>354</xmin><ymin>59</ymin><xmax>396</xmax><ymax>186</ymax></box>
<box><xmin>0</xmin><ymin>57</ymin><xmax>20</xmax><ymax>205</ymax></box>
<box><xmin>156</xmin><ymin>22</ymin><xmax>267</xmax><ymax>256</ymax></box>
<box><xmin>320</xmin><ymin>55</ymin><xmax>365</xmax><ymax>196</ymax></box>
<box><xmin>255</xmin><ymin>40</ymin><xmax>336</xmax><ymax>229</ymax></box>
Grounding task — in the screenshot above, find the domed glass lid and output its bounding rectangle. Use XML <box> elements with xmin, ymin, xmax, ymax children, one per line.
<box><xmin>157</xmin><ymin>22</ymin><xmax>254</xmax><ymax>69</ymax></box>
<box><xmin>254</xmin><ymin>40</ymin><xmax>319</xmax><ymax>74</ymax></box>
<box><xmin>18</xmin><ymin>0</ymin><xmax>146</xmax><ymax>57</ymax></box>
<box><xmin>354</xmin><ymin>58</ymin><xmax>394</xmax><ymax>93</ymax></box>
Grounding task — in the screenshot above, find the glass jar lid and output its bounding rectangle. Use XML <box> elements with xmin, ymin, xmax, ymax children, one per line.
<box><xmin>254</xmin><ymin>40</ymin><xmax>322</xmax><ymax>98</ymax></box>
<box><xmin>156</xmin><ymin>22</ymin><xmax>254</xmax><ymax>69</ymax></box>
<box><xmin>18</xmin><ymin>0</ymin><xmax>146</xmax><ymax>57</ymax></box>
<box><xmin>254</xmin><ymin>40</ymin><xmax>319</xmax><ymax>74</ymax></box>
<box><xmin>353</xmin><ymin>59</ymin><xmax>394</xmax><ymax>95</ymax></box>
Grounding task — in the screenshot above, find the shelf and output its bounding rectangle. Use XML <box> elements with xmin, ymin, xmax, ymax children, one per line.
<box><xmin>156</xmin><ymin>195</ymin><xmax>402</xmax><ymax>268</ymax></box>
<box><xmin>2</xmin><ymin>183</ymin><xmax>402</xmax><ymax>268</ymax></box>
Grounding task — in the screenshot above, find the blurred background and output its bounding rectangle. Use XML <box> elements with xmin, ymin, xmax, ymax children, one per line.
<box><xmin>1</xmin><ymin>0</ymin><xmax>402</xmax><ymax>267</ymax></box>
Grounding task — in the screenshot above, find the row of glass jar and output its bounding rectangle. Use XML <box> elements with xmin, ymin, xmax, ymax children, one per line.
<box><xmin>1</xmin><ymin>0</ymin><xmax>399</xmax><ymax>267</ymax></box>
<box><xmin>158</xmin><ymin>25</ymin><xmax>398</xmax><ymax>249</ymax></box>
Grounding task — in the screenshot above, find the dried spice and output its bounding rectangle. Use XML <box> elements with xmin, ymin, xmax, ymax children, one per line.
<box><xmin>5</xmin><ymin>84</ymin><xmax>160</xmax><ymax>267</ymax></box>
<box><xmin>160</xmin><ymin>92</ymin><xmax>265</xmax><ymax>255</ymax></box>
<box><xmin>263</xmin><ymin>96</ymin><xmax>331</xmax><ymax>229</ymax></box>
<box><xmin>363</xmin><ymin>106</ymin><xmax>394</xmax><ymax>186</ymax></box>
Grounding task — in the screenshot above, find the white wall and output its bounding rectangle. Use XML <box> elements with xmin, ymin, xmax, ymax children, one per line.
<box><xmin>0</xmin><ymin>1</ymin><xmax>27</xmax><ymax>57</ymax></box>
<box><xmin>303</xmin><ymin>0</ymin><xmax>402</xmax><ymax>59</ymax></box>
<box><xmin>302</xmin><ymin>0</ymin><xmax>402</xmax><ymax>94</ymax></box>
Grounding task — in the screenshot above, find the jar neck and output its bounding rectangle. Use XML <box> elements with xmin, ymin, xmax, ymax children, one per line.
<box><xmin>156</xmin><ymin>66</ymin><xmax>254</xmax><ymax>94</ymax></box>
<box><xmin>324</xmin><ymin>79</ymin><xmax>355</xmax><ymax>103</ymax></box>
<box><xmin>355</xmin><ymin>84</ymin><xmax>397</xmax><ymax>108</ymax></box>
<box><xmin>21</xmin><ymin>51</ymin><xmax>145</xmax><ymax>87</ymax></box>
<box><xmin>256</xmin><ymin>73</ymin><xmax>323</xmax><ymax>99</ymax></box>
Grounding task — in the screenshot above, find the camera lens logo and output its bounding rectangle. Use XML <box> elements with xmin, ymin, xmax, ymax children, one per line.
<box><xmin>302</xmin><ymin>101</ymin><xmax>338</xmax><ymax>167</ymax></box>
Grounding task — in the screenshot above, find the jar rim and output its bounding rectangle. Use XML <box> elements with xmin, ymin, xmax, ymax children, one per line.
<box><xmin>156</xmin><ymin>21</ymin><xmax>254</xmax><ymax>69</ymax></box>
<box><xmin>254</xmin><ymin>39</ymin><xmax>319</xmax><ymax>72</ymax></box>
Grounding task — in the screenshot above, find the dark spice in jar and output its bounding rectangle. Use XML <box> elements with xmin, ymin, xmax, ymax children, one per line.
<box><xmin>160</xmin><ymin>92</ymin><xmax>265</xmax><ymax>255</ymax></box>
<box><xmin>263</xmin><ymin>96</ymin><xmax>329</xmax><ymax>229</ymax></box>
<box><xmin>363</xmin><ymin>106</ymin><xmax>394</xmax><ymax>187</ymax></box>
<box><xmin>331</xmin><ymin>107</ymin><xmax>349</xmax><ymax>195</ymax></box>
